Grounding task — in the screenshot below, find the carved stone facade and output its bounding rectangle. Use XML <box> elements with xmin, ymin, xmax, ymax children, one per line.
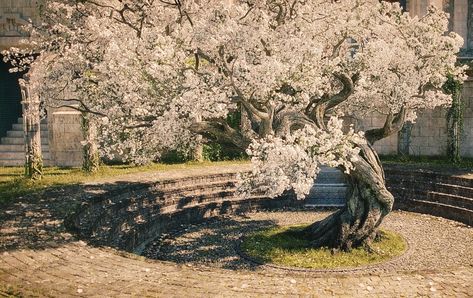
<box><xmin>0</xmin><ymin>0</ymin><xmax>40</xmax><ymax>50</ymax></box>
<box><xmin>0</xmin><ymin>0</ymin><xmax>83</xmax><ymax>167</ymax></box>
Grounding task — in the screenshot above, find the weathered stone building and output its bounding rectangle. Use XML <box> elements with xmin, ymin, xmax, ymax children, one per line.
<box><xmin>0</xmin><ymin>0</ymin><xmax>472</xmax><ymax>166</ymax></box>
<box><xmin>366</xmin><ymin>0</ymin><xmax>473</xmax><ymax>157</ymax></box>
<box><xmin>0</xmin><ymin>0</ymin><xmax>83</xmax><ymax>166</ymax></box>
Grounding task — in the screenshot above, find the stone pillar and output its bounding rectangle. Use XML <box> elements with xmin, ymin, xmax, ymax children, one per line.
<box><xmin>48</xmin><ymin>106</ymin><xmax>83</xmax><ymax>167</ymax></box>
<box><xmin>20</xmin><ymin>75</ymin><xmax>42</xmax><ymax>179</ymax></box>
<box><xmin>460</xmin><ymin>78</ymin><xmax>473</xmax><ymax>157</ymax></box>
<box><xmin>356</xmin><ymin>113</ymin><xmax>399</xmax><ymax>155</ymax></box>
<box><xmin>408</xmin><ymin>0</ymin><xmax>446</xmax><ymax>16</ymax></box>
<box><xmin>452</xmin><ymin>0</ymin><xmax>469</xmax><ymax>49</ymax></box>
<box><xmin>468</xmin><ymin>0</ymin><xmax>473</xmax><ymax>49</ymax></box>
<box><xmin>398</xmin><ymin>122</ymin><xmax>413</xmax><ymax>155</ymax></box>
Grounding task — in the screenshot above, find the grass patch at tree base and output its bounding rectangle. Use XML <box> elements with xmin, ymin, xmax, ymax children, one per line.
<box><xmin>241</xmin><ymin>224</ymin><xmax>407</xmax><ymax>270</ymax></box>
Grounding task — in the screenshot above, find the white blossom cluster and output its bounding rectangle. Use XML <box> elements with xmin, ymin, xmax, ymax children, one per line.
<box><xmin>3</xmin><ymin>0</ymin><xmax>465</xmax><ymax>197</ymax></box>
<box><xmin>239</xmin><ymin>117</ymin><xmax>365</xmax><ymax>198</ymax></box>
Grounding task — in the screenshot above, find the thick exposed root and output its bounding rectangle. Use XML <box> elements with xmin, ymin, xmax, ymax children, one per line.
<box><xmin>302</xmin><ymin>144</ymin><xmax>394</xmax><ymax>251</ymax></box>
<box><xmin>301</xmin><ymin>207</ymin><xmax>380</xmax><ymax>251</ymax></box>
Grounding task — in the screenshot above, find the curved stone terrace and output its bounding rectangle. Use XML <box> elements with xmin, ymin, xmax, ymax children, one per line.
<box><xmin>1</xmin><ymin>164</ymin><xmax>472</xmax><ymax>297</ymax></box>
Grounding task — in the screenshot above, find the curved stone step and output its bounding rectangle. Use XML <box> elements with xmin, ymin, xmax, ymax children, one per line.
<box><xmin>407</xmin><ymin>199</ymin><xmax>473</xmax><ymax>226</ymax></box>
<box><xmin>426</xmin><ymin>192</ymin><xmax>473</xmax><ymax>211</ymax></box>
<box><xmin>155</xmin><ymin>176</ymin><xmax>238</xmax><ymax>191</ymax></box>
<box><xmin>386</xmin><ymin>170</ymin><xmax>473</xmax><ymax>188</ymax></box>
<box><xmin>432</xmin><ymin>183</ymin><xmax>473</xmax><ymax>199</ymax></box>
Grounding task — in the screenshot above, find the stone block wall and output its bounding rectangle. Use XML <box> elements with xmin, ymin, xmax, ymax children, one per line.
<box><xmin>460</xmin><ymin>79</ymin><xmax>473</xmax><ymax>157</ymax></box>
<box><xmin>0</xmin><ymin>0</ymin><xmax>40</xmax><ymax>50</ymax></box>
<box><xmin>355</xmin><ymin>114</ymin><xmax>399</xmax><ymax>155</ymax></box>
<box><xmin>48</xmin><ymin>107</ymin><xmax>83</xmax><ymax>167</ymax></box>
<box><xmin>408</xmin><ymin>108</ymin><xmax>448</xmax><ymax>156</ymax></box>
<box><xmin>357</xmin><ymin>79</ymin><xmax>473</xmax><ymax>157</ymax></box>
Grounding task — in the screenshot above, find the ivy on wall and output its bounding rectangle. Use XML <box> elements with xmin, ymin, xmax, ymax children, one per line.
<box><xmin>443</xmin><ymin>75</ymin><xmax>464</xmax><ymax>164</ymax></box>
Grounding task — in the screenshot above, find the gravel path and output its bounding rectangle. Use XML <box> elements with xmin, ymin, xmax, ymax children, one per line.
<box><xmin>144</xmin><ymin>210</ymin><xmax>473</xmax><ymax>274</ymax></box>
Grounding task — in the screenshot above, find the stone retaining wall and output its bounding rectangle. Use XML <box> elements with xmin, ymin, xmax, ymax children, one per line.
<box><xmin>385</xmin><ymin>165</ymin><xmax>473</xmax><ymax>226</ymax></box>
<box><xmin>65</xmin><ymin>172</ymin><xmax>300</xmax><ymax>254</ymax></box>
<box><xmin>66</xmin><ymin>166</ymin><xmax>472</xmax><ymax>255</ymax></box>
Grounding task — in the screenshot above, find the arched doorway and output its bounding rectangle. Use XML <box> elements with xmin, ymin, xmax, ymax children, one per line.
<box><xmin>0</xmin><ymin>55</ymin><xmax>23</xmax><ymax>138</ymax></box>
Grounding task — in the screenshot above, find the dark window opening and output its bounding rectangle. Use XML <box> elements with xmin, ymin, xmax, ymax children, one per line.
<box><xmin>399</xmin><ymin>0</ymin><xmax>407</xmax><ymax>11</ymax></box>
<box><xmin>382</xmin><ymin>0</ymin><xmax>407</xmax><ymax>11</ymax></box>
<box><xmin>0</xmin><ymin>55</ymin><xmax>23</xmax><ymax>139</ymax></box>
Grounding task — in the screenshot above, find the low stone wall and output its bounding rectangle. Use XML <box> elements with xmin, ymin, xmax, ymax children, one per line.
<box><xmin>48</xmin><ymin>107</ymin><xmax>83</xmax><ymax>167</ymax></box>
<box><xmin>65</xmin><ymin>172</ymin><xmax>301</xmax><ymax>254</ymax></box>
<box><xmin>65</xmin><ymin>165</ymin><xmax>472</xmax><ymax>255</ymax></box>
<box><xmin>385</xmin><ymin>165</ymin><xmax>473</xmax><ymax>226</ymax></box>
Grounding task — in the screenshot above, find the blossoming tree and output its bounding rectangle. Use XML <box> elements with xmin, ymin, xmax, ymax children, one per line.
<box><xmin>7</xmin><ymin>0</ymin><xmax>463</xmax><ymax>250</ymax></box>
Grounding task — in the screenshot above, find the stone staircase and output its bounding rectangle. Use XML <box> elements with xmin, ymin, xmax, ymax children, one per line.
<box><xmin>305</xmin><ymin>166</ymin><xmax>347</xmax><ymax>207</ymax></box>
<box><xmin>66</xmin><ymin>172</ymin><xmax>298</xmax><ymax>253</ymax></box>
<box><xmin>0</xmin><ymin>117</ymin><xmax>50</xmax><ymax>166</ymax></box>
<box><xmin>386</xmin><ymin>167</ymin><xmax>473</xmax><ymax>227</ymax></box>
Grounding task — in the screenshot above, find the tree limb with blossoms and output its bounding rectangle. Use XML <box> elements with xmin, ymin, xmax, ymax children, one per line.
<box><xmin>5</xmin><ymin>0</ymin><xmax>464</xmax><ymax>250</ymax></box>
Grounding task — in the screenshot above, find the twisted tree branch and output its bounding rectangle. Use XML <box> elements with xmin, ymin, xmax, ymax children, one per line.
<box><xmin>365</xmin><ymin>106</ymin><xmax>407</xmax><ymax>145</ymax></box>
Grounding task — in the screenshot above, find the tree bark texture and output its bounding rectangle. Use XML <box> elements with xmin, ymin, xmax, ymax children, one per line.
<box><xmin>81</xmin><ymin>113</ymin><xmax>100</xmax><ymax>173</ymax></box>
<box><xmin>302</xmin><ymin>143</ymin><xmax>394</xmax><ymax>250</ymax></box>
<box><xmin>191</xmin><ymin>115</ymin><xmax>204</xmax><ymax>162</ymax></box>
<box><xmin>192</xmin><ymin>135</ymin><xmax>204</xmax><ymax>162</ymax></box>
<box><xmin>20</xmin><ymin>77</ymin><xmax>43</xmax><ymax>180</ymax></box>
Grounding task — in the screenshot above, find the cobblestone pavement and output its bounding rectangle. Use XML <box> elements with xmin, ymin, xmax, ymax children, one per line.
<box><xmin>1</xmin><ymin>165</ymin><xmax>472</xmax><ymax>297</ymax></box>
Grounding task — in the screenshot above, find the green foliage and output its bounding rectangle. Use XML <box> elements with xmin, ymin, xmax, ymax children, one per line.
<box><xmin>241</xmin><ymin>225</ymin><xmax>407</xmax><ymax>269</ymax></box>
<box><xmin>82</xmin><ymin>147</ymin><xmax>101</xmax><ymax>173</ymax></box>
<box><xmin>226</xmin><ymin>109</ymin><xmax>241</xmax><ymax>129</ymax></box>
<box><xmin>0</xmin><ymin>284</ymin><xmax>23</xmax><ymax>297</ymax></box>
<box><xmin>443</xmin><ymin>75</ymin><xmax>464</xmax><ymax>164</ymax></box>
<box><xmin>201</xmin><ymin>109</ymin><xmax>245</xmax><ymax>161</ymax></box>
<box><xmin>203</xmin><ymin>143</ymin><xmax>247</xmax><ymax>161</ymax></box>
<box><xmin>203</xmin><ymin>143</ymin><xmax>223</xmax><ymax>161</ymax></box>
<box><xmin>160</xmin><ymin>150</ymin><xmax>189</xmax><ymax>163</ymax></box>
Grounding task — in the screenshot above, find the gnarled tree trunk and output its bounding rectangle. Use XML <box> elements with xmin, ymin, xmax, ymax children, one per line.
<box><xmin>302</xmin><ymin>143</ymin><xmax>394</xmax><ymax>251</ymax></box>
<box><xmin>81</xmin><ymin>113</ymin><xmax>100</xmax><ymax>173</ymax></box>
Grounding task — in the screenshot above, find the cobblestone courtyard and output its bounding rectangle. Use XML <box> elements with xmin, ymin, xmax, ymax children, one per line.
<box><xmin>1</xmin><ymin>166</ymin><xmax>472</xmax><ymax>297</ymax></box>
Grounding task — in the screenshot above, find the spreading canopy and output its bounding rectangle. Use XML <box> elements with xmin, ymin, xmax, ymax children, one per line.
<box><xmin>5</xmin><ymin>0</ymin><xmax>464</xmax><ymax>198</ymax></box>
